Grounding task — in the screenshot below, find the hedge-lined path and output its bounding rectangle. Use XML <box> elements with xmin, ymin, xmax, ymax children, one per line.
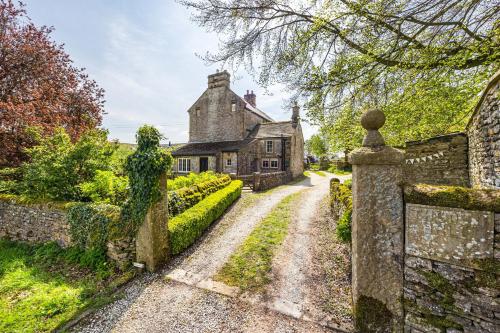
<box><xmin>264</xmin><ymin>174</ymin><xmax>353</xmax><ymax>331</ymax></box>
<box><xmin>71</xmin><ymin>173</ymin><xmax>347</xmax><ymax>333</ymax></box>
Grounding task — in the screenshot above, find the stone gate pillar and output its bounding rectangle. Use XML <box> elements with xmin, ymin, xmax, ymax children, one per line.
<box><xmin>348</xmin><ymin>109</ymin><xmax>405</xmax><ymax>332</ymax></box>
<box><xmin>135</xmin><ymin>172</ymin><xmax>170</xmax><ymax>272</ymax></box>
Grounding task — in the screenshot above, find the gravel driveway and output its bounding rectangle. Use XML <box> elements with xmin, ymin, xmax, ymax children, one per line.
<box><xmin>70</xmin><ymin>173</ymin><xmax>348</xmax><ymax>333</ymax></box>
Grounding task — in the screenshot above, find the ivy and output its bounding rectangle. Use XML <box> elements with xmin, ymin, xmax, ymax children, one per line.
<box><xmin>116</xmin><ymin>126</ymin><xmax>172</xmax><ymax>239</ymax></box>
<box><xmin>66</xmin><ymin>203</ymin><xmax>120</xmax><ymax>253</ymax></box>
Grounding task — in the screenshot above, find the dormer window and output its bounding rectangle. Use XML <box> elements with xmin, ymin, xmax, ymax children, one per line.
<box><xmin>231</xmin><ymin>100</ymin><xmax>236</xmax><ymax>112</ymax></box>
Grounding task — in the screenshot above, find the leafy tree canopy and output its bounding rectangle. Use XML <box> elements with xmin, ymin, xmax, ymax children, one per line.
<box><xmin>0</xmin><ymin>0</ymin><xmax>105</xmax><ymax>166</ymax></box>
<box><xmin>21</xmin><ymin>128</ymin><xmax>116</xmax><ymax>201</ymax></box>
<box><xmin>181</xmin><ymin>0</ymin><xmax>499</xmax><ymax>149</ymax></box>
<box><xmin>305</xmin><ymin>133</ymin><xmax>328</xmax><ymax>157</ymax></box>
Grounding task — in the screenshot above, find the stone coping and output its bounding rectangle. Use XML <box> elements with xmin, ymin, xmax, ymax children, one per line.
<box><xmin>0</xmin><ymin>194</ymin><xmax>75</xmax><ymax>210</ymax></box>
<box><xmin>404</xmin><ymin>184</ymin><xmax>500</xmax><ymax>212</ymax></box>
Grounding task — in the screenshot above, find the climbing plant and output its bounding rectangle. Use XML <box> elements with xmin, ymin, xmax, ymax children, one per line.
<box><xmin>114</xmin><ymin>125</ymin><xmax>172</xmax><ymax>239</ymax></box>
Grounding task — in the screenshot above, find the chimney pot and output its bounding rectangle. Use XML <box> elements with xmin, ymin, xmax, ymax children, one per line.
<box><xmin>244</xmin><ymin>90</ymin><xmax>257</xmax><ymax>107</ymax></box>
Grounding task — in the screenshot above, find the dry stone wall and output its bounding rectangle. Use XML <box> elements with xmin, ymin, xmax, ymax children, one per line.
<box><xmin>0</xmin><ymin>200</ymin><xmax>71</xmax><ymax>247</ymax></box>
<box><xmin>0</xmin><ymin>199</ymin><xmax>135</xmax><ymax>268</ymax></box>
<box><xmin>467</xmin><ymin>71</ymin><xmax>500</xmax><ymax>189</ymax></box>
<box><xmin>403</xmin><ymin>202</ymin><xmax>499</xmax><ymax>332</ymax></box>
<box><xmin>254</xmin><ymin>171</ymin><xmax>291</xmax><ymax>191</ymax></box>
<box><xmin>404</xmin><ymin>133</ymin><xmax>469</xmax><ymax>187</ymax></box>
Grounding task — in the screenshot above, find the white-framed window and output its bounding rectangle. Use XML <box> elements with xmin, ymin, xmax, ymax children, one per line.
<box><xmin>231</xmin><ymin>101</ymin><xmax>236</xmax><ymax>112</ymax></box>
<box><xmin>196</xmin><ymin>107</ymin><xmax>200</xmax><ymax>117</ymax></box>
<box><xmin>270</xmin><ymin>159</ymin><xmax>279</xmax><ymax>169</ymax></box>
<box><xmin>178</xmin><ymin>158</ymin><xmax>191</xmax><ymax>173</ymax></box>
<box><xmin>226</xmin><ymin>159</ymin><xmax>232</xmax><ymax>166</ymax></box>
<box><xmin>262</xmin><ymin>159</ymin><xmax>270</xmax><ymax>168</ymax></box>
<box><xmin>266</xmin><ymin>140</ymin><xmax>273</xmax><ymax>153</ymax></box>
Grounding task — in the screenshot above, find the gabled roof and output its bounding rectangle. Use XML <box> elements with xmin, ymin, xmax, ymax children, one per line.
<box><xmin>248</xmin><ymin>121</ymin><xmax>297</xmax><ymax>138</ymax></box>
<box><xmin>171</xmin><ymin>140</ymin><xmax>251</xmax><ymax>156</ymax></box>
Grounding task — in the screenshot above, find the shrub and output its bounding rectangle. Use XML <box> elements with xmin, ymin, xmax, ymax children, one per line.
<box><xmin>168</xmin><ymin>175</ymin><xmax>231</xmax><ymax>217</ymax></box>
<box><xmin>169</xmin><ymin>180</ymin><xmax>242</xmax><ymax>255</ymax></box>
<box><xmin>78</xmin><ymin>170</ymin><xmax>129</xmax><ymax>205</ymax></box>
<box><xmin>330</xmin><ymin>178</ymin><xmax>353</xmax><ymax>243</ymax></box>
<box><xmin>337</xmin><ymin>209</ymin><xmax>352</xmax><ymax>242</ymax></box>
<box><xmin>20</xmin><ymin>128</ymin><xmax>116</xmax><ymax>201</ymax></box>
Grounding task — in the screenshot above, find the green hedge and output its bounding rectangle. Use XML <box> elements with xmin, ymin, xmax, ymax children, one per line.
<box><xmin>168</xmin><ymin>175</ymin><xmax>231</xmax><ymax>216</ymax></box>
<box><xmin>330</xmin><ymin>178</ymin><xmax>353</xmax><ymax>243</ymax></box>
<box><xmin>169</xmin><ymin>180</ymin><xmax>242</xmax><ymax>255</ymax></box>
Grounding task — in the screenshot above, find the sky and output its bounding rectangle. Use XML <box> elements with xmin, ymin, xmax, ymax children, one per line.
<box><xmin>24</xmin><ymin>0</ymin><xmax>317</xmax><ymax>144</ymax></box>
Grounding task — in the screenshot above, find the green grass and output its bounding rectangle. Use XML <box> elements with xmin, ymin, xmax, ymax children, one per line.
<box><xmin>0</xmin><ymin>239</ymin><xmax>132</xmax><ymax>333</ymax></box>
<box><xmin>303</xmin><ymin>171</ymin><xmax>311</xmax><ymax>177</ymax></box>
<box><xmin>313</xmin><ymin>170</ymin><xmax>326</xmax><ymax>177</ymax></box>
<box><xmin>215</xmin><ymin>191</ymin><xmax>302</xmax><ymax>292</ymax></box>
<box><xmin>327</xmin><ymin>166</ymin><xmax>352</xmax><ymax>175</ymax></box>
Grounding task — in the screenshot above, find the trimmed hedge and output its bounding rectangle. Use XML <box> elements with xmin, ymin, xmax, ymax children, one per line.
<box><xmin>168</xmin><ymin>175</ymin><xmax>231</xmax><ymax>216</ymax></box>
<box><xmin>169</xmin><ymin>180</ymin><xmax>243</xmax><ymax>255</ymax></box>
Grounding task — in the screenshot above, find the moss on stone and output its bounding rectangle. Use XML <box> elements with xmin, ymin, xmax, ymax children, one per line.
<box><xmin>404</xmin><ymin>297</ymin><xmax>463</xmax><ymax>332</ymax></box>
<box><xmin>465</xmin><ymin>258</ymin><xmax>500</xmax><ymax>290</ymax></box>
<box><xmin>421</xmin><ymin>271</ymin><xmax>456</xmax><ymax>310</ymax></box>
<box><xmin>404</xmin><ymin>184</ymin><xmax>500</xmax><ymax>212</ymax></box>
<box><xmin>354</xmin><ymin>295</ymin><xmax>393</xmax><ymax>333</ymax></box>
<box><xmin>0</xmin><ymin>193</ymin><xmax>74</xmax><ymax>210</ymax></box>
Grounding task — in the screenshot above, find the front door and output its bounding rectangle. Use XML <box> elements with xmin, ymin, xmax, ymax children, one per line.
<box><xmin>199</xmin><ymin>157</ymin><xmax>209</xmax><ymax>172</ymax></box>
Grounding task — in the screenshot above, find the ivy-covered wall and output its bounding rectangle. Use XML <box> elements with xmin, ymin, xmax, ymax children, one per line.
<box><xmin>403</xmin><ymin>186</ymin><xmax>499</xmax><ymax>332</ymax></box>
<box><xmin>0</xmin><ymin>197</ymin><xmax>135</xmax><ymax>269</ymax></box>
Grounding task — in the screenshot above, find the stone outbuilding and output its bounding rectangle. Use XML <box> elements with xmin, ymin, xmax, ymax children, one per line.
<box><xmin>171</xmin><ymin>70</ymin><xmax>304</xmax><ymax>179</ymax></box>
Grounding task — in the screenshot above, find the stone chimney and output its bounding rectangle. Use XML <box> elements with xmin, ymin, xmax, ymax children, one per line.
<box><xmin>292</xmin><ymin>102</ymin><xmax>300</xmax><ymax>127</ymax></box>
<box><xmin>244</xmin><ymin>90</ymin><xmax>256</xmax><ymax>107</ymax></box>
<box><xmin>208</xmin><ymin>70</ymin><xmax>230</xmax><ymax>89</ymax></box>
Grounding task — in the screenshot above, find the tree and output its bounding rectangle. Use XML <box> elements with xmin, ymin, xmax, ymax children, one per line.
<box><xmin>21</xmin><ymin>128</ymin><xmax>116</xmax><ymax>201</ymax></box>
<box><xmin>305</xmin><ymin>133</ymin><xmax>327</xmax><ymax>157</ymax></box>
<box><xmin>0</xmin><ymin>0</ymin><xmax>104</xmax><ymax>166</ymax></box>
<box><xmin>181</xmin><ymin>0</ymin><xmax>499</xmax><ymax>147</ymax></box>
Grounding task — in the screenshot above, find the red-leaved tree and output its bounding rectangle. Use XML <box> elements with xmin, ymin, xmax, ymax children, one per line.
<box><xmin>0</xmin><ymin>0</ymin><xmax>105</xmax><ymax>166</ymax></box>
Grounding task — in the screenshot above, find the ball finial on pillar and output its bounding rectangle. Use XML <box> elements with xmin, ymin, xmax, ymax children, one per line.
<box><xmin>361</xmin><ymin>108</ymin><xmax>385</xmax><ymax>148</ymax></box>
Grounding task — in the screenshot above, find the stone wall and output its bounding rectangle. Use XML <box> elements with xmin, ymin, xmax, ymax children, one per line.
<box><xmin>404</xmin><ymin>133</ymin><xmax>469</xmax><ymax>187</ymax></box>
<box><xmin>0</xmin><ymin>200</ymin><xmax>71</xmax><ymax>247</ymax></box>
<box><xmin>467</xmin><ymin>70</ymin><xmax>500</xmax><ymax>189</ymax></box>
<box><xmin>403</xmin><ymin>196</ymin><xmax>499</xmax><ymax>332</ymax></box>
<box><xmin>0</xmin><ymin>198</ymin><xmax>135</xmax><ymax>269</ymax></box>
<box><xmin>253</xmin><ymin>171</ymin><xmax>291</xmax><ymax>191</ymax></box>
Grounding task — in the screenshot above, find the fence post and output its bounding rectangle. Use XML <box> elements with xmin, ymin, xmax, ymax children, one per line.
<box><xmin>135</xmin><ymin>172</ymin><xmax>170</xmax><ymax>272</ymax></box>
<box><xmin>348</xmin><ymin>109</ymin><xmax>405</xmax><ymax>332</ymax></box>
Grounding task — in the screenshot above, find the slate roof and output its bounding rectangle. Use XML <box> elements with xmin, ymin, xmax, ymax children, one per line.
<box><xmin>248</xmin><ymin>121</ymin><xmax>296</xmax><ymax>138</ymax></box>
<box><xmin>242</xmin><ymin>99</ymin><xmax>274</xmax><ymax>122</ymax></box>
<box><xmin>171</xmin><ymin>140</ymin><xmax>251</xmax><ymax>156</ymax></box>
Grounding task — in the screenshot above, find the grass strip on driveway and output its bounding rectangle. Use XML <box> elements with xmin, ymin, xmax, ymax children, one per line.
<box><xmin>215</xmin><ymin>191</ymin><xmax>302</xmax><ymax>292</ymax></box>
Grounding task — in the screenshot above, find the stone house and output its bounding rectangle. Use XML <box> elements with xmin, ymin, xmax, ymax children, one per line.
<box><xmin>171</xmin><ymin>70</ymin><xmax>304</xmax><ymax>178</ymax></box>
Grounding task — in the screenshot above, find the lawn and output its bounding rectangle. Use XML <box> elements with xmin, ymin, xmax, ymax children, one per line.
<box><xmin>313</xmin><ymin>170</ymin><xmax>326</xmax><ymax>177</ymax></box>
<box><xmin>215</xmin><ymin>191</ymin><xmax>302</xmax><ymax>291</ymax></box>
<box><xmin>0</xmin><ymin>239</ymin><xmax>131</xmax><ymax>333</ymax></box>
